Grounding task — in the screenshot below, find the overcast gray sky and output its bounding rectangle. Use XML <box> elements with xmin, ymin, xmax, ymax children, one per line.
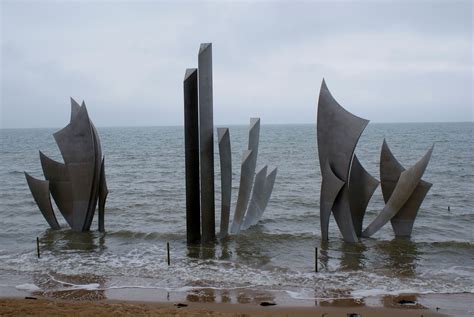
<box><xmin>1</xmin><ymin>0</ymin><xmax>472</xmax><ymax>128</ymax></box>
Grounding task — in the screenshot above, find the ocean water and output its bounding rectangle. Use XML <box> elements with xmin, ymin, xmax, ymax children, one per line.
<box><xmin>0</xmin><ymin>123</ymin><xmax>473</xmax><ymax>302</ymax></box>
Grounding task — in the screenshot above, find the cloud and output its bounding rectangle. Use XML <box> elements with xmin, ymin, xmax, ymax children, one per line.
<box><xmin>1</xmin><ymin>0</ymin><xmax>472</xmax><ymax>128</ymax></box>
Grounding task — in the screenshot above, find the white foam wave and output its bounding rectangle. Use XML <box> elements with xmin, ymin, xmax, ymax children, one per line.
<box><xmin>15</xmin><ymin>283</ymin><xmax>40</xmax><ymax>291</ymax></box>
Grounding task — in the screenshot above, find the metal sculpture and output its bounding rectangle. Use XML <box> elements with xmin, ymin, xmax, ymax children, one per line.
<box><xmin>216</xmin><ymin>118</ymin><xmax>277</xmax><ymax>234</ymax></box>
<box><xmin>183</xmin><ymin>43</ymin><xmax>276</xmax><ymax>241</ymax></box>
<box><xmin>316</xmin><ymin>79</ymin><xmax>434</xmax><ymax>241</ymax></box>
<box><xmin>317</xmin><ymin>79</ymin><xmax>370</xmax><ymax>243</ymax></box>
<box><xmin>24</xmin><ymin>173</ymin><xmax>61</xmax><ymax>230</ymax></box>
<box><xmin>230</xmin><ymin>149</ymin><xmax>255</xmax><ymax>234</ymax></box>
<box><xmin>362</xmin><ymin>140</ymin><xmax>434</xmax><ymax>237</ymax></box>
<box><xmin>25</xmin><ymin>98</ymin><xmax>107</xmax><ymax>232</ymax></box>
<box><xmin>349</xmin><ymin>155</ymin><xmax>379</xmax><ymax>237</ymax></box>
<box><xmin>218</xmin><ymin>128</ymin><xmax>232</xmax><ymax>237</ymax></box>
<box><xmin>381</xmin><ymin>140</ymin><xmax>433</xmax><ymax>237</ymax></box>
<box><xmin>256</xmin><ymin>167</ymin><xmax>278</xmax><ymax>224</ymax></box>
<box><xmin>184</xmin><ymin>68</ymin><xmax>201</xmax><ymax>243</ymax></box>
<box><xmin>230</xmin><ymin>118</ymin><xmax>260</xmax><ymax>234</ymax></box>
<box><xmin>241</xmin><ymin>165</ymin><xmax>268</xmax><ymax>230</ymax></box>
<box><xmin>198</xmin><ymin>43</ymin><xmax>216</xmax><ymax>242</ymax></box>
<box><xmin>241</xmin><ymin>166</ymin><xmax>278</xmax><ymax>230</ymax></box>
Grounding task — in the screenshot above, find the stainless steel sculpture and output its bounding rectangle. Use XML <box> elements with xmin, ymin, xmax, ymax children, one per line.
<box><xmin>217</xmin><ymin>118</ymin><xmax>277</xmax><ymax>234</ymax></box>
<box><xmin>257</xmin><ymin>167</ymin><xmax>278</xmax><ymax>224</ymax></box>
<box><xmin>317</xmin><ymin>79</ymin><xmax>369</xmax><ymax>243</ymax></box>
<box><xmin>184</xmin><ymin>68</ymin><xmax>201</xmax><ymax>243</ymax></box>
<box><xmin>241</xmin><ymin>165</ymin><xmax>268</xmax><ymax>230</ymax></box>
<box><xmin>316</xmin><ymin>79</ymin><xmax>434</xmax><ymax>241</ymax></box>
<box><xmin>24</xmin><ymin>173</ymin><xmax>61</xmax><ymax>230</ymax></box>
<box><xmin>230</xmin><ymin>118</ymin><xmax>260</xmax><ymax>234</ymax></box>
<box><xmin>230</xmin><ymin>149</ymin><xmax>255</xmax><ymax>234</ymax></box>
<box><xmin>198</xmin><ymin>43</ymin><xmax>216</xmax><ymax>242</ymax></box>
<box><xmin>349</xmin><ymin>155</ymin><xmax>379</xmax><ymax>237</ymax></box>
<box><xmin>241</xmin><ymin>166</ymin><xmax>278</xmax><ymax>230</ymax></box>
<box><xmin>25</xmin><ymin>98</ymin><xmax>107</xmax><ymax>232</ymax></box>
<box><xmin>362</xmin><ymin>140</ymin><xmax>434</xmax><ymax>237</ymax></box>
<box><xmin>183</xmin><ymin>44</ymin><xmax>276</xmax><ymax>241</ymax></box>
<box><xmin>183</xmin><ymin>43</ymin><xmax>219</xmax><ymax>243</ymax></box>
<box><xmin>218</xmin><ymin>128</ymin><xmax>232</xmax><ymax>237</ymax></box>
<box><xmin>98</xmin><ymin>158</ymin><xmax>108</xmax><ymax>232</ymax></box>
<box><xmin>381</xmin><ymin>140</ymin><xmax>432</xmax><ymax>237</ymax></box>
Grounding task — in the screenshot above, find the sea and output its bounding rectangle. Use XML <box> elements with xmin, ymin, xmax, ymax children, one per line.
<box><xmin>0</xmin><ymin>122</ymin><xmax>473</xmax><ymax>309</ymax></box>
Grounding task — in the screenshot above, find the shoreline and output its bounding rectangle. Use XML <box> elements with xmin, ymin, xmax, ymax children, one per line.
<box><xmin>2</xmin><ymin>284</ymin><xmax>473</xmax><ymax>316</ymax></box>
<box><xmin>0</xmin><ymin>297</ymin><xmax>449</xmax><ymax>317</ymax></box>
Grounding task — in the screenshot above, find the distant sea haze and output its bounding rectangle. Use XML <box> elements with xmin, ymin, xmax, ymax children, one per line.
<box><xmin>0</xmin><ymin>122</ymin><xmax>472</xmax><ymax>299</ymax></box>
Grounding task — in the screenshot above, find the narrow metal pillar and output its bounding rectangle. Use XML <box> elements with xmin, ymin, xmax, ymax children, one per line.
<box><xmin>184</xmin><ymin>68</ymin><xmax>201</xmax><ymax>244</ymax></box>
<box><xmin>198</xmin><ymin>43</ymin><xmax>215</xmax><ymax>242</ymax></box>
<box><xmin>98</xmin><ymin>157</ymin><xmax>108</xmax><ymax>232</ymax></box>
<box><xmin>218</xmin><ymin>128</ymin><xmax>232</xmax><ymax>237</ymax></box>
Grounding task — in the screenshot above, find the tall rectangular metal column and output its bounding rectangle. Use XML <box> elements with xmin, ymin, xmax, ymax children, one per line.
<box><xmin>198</xmin><ymin>43</ymin><xmax>215</xmax><ymax>242</ymax></box>
<box><xmin>184</xmin><ymin>68</ymin><xmax>201</xmax><ymax>243</ymax></box>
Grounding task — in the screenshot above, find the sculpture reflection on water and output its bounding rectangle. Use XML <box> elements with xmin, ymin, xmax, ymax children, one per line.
<box><xmin>316</xmin><ymin>79</ymin><xmax>434</xmax><ymax>242</ymax></box>
<box><xmin>25</xmin><ymin>99</ymin><xmax>108</xmax><ymax>232</ymax></box>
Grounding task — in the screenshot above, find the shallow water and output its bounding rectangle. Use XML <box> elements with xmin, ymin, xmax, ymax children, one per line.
<box><xmin>0</xmin><ymin>122</ymin><xmax>473</xmax><ymax>301</ymax></box>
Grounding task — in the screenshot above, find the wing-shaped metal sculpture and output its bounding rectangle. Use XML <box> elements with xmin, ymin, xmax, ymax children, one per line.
<box><xmin>230</xmin><ymin>150</ymin><xmax>254</xmax><ymax>234</ymax></box>
<box><xmin>241</xmin><ymin>165</ymin><xmax>268</xmax><ymax>230</ymax></box>
<box><xmin>378</xmin><ymin>140</ymin><xmax>433</xmax><ymax>237</ymax></box>
<box><xmin>319</xmin><ymin>160</ymin><xmax>345</xmax><ymax>241</ymax></box>
<box><xmin>54</xmin><ymin>105</ymin><xmax>96</xmax><ymax>231</ymax></box>
<box><xmin>25</xmin><ymin>98</ymin><xmax>106</xmax><ymax>232</ymax></box>
<box><xmin>70</xmin><ymin>97</ymin><xmax>81</xmax><ymax>122</ymax></box>
<box><xmin>348</xmin><ymin>154</ymin><xmax>379</xmax><ymax>237</ymax></box>
<box><xmin>254</xmin><ymin>166</ymin><xmax>278</xmax><ymax>225</ymax></box>
<box><xmin>83</xmin><ymin>117</ymin><xmax>102</xmax><ymax>231</ymax></box>
<box><xmin>317</xmin><ymin>79</ymin><xmax>369</xmax><ymax>242</ymax></box>
<box><xmin>315</xmin><ymin>79</ymin><xmax>434</xmax><ymax>241</ymax></box>
<box><xmin>391</xmin><ymin>181</ymin><xmax>432</xmax><ymax>236</ymax></box>
<box><xmin>230</xmin><ymin>118</ymin><xmax>260</xmax><ymax>234</ymax></box>
<box><xmin>39</xmin><ymin>151</ymin><xmax>74</xmax><ymax>228</ymax></box>
<box><xmin>24</xmin><ymin>173</ymin><xmax>60</xmax><ymax>230</ymax></box>
<box><xmin>218</xmin><ymin>128</ymin><xmax>232</xmax><ymax>237</ymax></box>
<box><xmin>362</xmin><ymin>144</ymin><xmax>434</xmax><ymax>237</ymax></box>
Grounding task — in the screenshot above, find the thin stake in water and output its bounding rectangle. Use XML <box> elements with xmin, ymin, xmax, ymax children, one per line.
<box><xmin>36</xmin><ymin>237</ymin><xmax>40</xmax><ymax>259</ymax></box>
<box><xmin>167</xmin><ymin>242</ymin><xmax>170</xmax><ymax>266</ymax></box>
<box><xmin>315</xmin><ymin>247</ymin><xmax>318</xmax><ymax>272</ymax></box>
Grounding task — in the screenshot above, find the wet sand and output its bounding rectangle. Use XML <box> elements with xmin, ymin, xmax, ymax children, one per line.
<box><xmin>2</xmin><ymin>273</ymin><xmax>471</xmax><ymax>317</ymax></box>
<box><xmin>0</xmin><ymin>297</ymin><xmax>447</xmax><ymax>317</ymax></box>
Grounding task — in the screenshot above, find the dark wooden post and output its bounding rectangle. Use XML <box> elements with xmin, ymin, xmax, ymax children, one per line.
<box><xmin>167</xmin><ymin>242</ymin><xmax>170</xmax><ymax>266</ymax></box>
<box><xmin>36</xmin><ymin>237</ymin><xmax>40</xmax><ymax>258</ymax></box>
<box><xmin>315</xmin><ymin>247</ymin><xmax>318</xmax><ymax>272</ymax></box>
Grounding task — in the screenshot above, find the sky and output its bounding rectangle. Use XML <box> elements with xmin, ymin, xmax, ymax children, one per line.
<box><xmin>1</xmin><ymin>0</ymin><xmax>472</xmax><ymax>128</ymax></box>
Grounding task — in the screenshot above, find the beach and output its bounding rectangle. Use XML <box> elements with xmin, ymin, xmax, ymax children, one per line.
<box><xmin>0</xmin><ymin>297</ymin><xmax>450</xmax><ymax>317</ymax></box>
<box><xmin>2</xmin><ymin>283</ymin><xmax>473</xmax><ymax>316</ymax></box>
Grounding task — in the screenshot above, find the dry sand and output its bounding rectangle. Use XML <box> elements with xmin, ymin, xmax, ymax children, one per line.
<box><xmin>0</xmin><ymin>298</ymin><xmax>446</xmax><ymax>317</ymax></box>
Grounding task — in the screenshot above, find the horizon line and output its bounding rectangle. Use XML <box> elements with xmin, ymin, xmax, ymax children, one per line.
<box><xmin>1</xmin><ymin>120</ymin><xmax>473</xmax><ymax>130</ymax></box>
